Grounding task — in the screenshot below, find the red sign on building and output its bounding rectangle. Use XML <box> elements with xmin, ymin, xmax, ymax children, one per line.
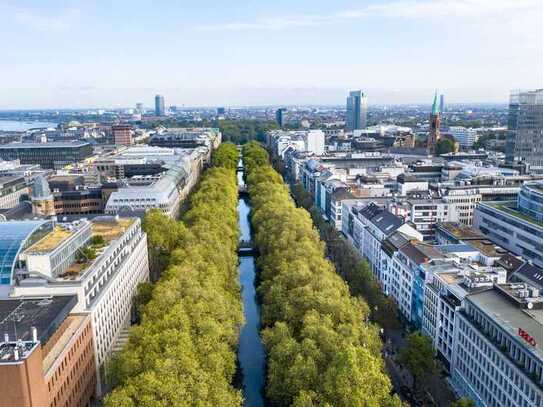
<box><xmin>518</xmin><ymin>327</ymin><xmax>537</xmax><ymax>347</ymax></box>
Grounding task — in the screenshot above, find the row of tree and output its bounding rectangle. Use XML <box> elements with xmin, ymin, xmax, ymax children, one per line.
<box><xmin>242</xmin><ymin>141</ymin><xmax>402</xmax><ymax>406</ymax></box>
<box><xmin>289</xmin><ymin>183</ymin><xmax>401</xmax><ymax>330</ymax></box>
<box><xmin>104</xmin><ymin>143</ymin><xmax>244</xmax><ymax>406</ymax></box>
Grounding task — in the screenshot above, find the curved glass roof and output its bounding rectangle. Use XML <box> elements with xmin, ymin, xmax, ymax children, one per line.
<box><xmin>0</xmin><ymin>220</ymin><xmax>51</xmax><ymax>285</ymax></box>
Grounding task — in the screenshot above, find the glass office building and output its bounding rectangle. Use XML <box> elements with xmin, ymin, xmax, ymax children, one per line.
<box><xmin>507</xmin><ymin>89</ymin><xmax>543</xmax><ymax>171</ymax></box>
<box><xmin>0</xmin><ymin>220</ymin><xmax>53</xmax><ymax>286</ymax></box>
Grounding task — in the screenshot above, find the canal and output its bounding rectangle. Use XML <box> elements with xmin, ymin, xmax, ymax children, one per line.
<box><xmin>237</xmin><ymin>160</ymin><xmax>266</xmax><ymax>407</ymax></box>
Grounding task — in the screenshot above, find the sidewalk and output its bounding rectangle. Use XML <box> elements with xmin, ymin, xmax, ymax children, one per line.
<box><xmin>383</xmin><ymin>328</ymin><xmax>456</xmax><ymax>406</ymax></box>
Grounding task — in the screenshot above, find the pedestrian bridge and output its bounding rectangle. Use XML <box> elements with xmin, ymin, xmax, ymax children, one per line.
<box><xmin>238</xmin><ymin>240</ymin><xmax>256</xmax><ymax>256</ymax></box>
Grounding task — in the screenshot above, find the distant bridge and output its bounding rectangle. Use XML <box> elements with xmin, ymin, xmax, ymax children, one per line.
<box><xmin>238</xmin><ymin>240</ymin><xmax>256</xmax><ymax>256</ymax></box>
<box><xmin>238</xmin><ymin>185</ymin><xmax>249</xmax><ymax>197</ymax></box>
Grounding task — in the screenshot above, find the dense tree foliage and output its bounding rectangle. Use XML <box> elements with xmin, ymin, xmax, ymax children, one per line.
<box><xmin>289</xmin><ymin>183</ymin><xmax>400</xmax><ymax>329</ymax></box>
<box><xmin>104</xmin><ymin>142</ymin><xmax>243</xmax><ymax>406</ymax></box>
<box><xmin>436</xmin><ymin>138</ymin><xmax>455</xmax><ymax>154</ymax></box>
<box><xmin>398</xmin><ymin>332</ymin><xmax>437</xmax><ymax>394</ymax></box>
<box><xmin>243</xmin><ymin>142</ymin><xmax>402</xmax><ymax>406</ymax></box>
<box><xmin>220</xmin><ymin>120</ymin><xmax>278</xmax><ymax>144</ymax></box>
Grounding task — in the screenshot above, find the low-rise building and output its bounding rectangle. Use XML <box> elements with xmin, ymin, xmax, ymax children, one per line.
<box><xmin>0</xmin><ymin>142</ymin><xmax>94</xmax><ymax>169</ymax></box>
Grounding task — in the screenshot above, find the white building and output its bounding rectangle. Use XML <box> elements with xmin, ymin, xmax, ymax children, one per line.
<box><xmin>449</xmin><ymin>126</ymin><xmax>479</xmax><ymax>148</ymax></box>
<box><xmin>5</xmin><ymin>217</ymin><xmax>149</xmax><ymax>392</ymax></box>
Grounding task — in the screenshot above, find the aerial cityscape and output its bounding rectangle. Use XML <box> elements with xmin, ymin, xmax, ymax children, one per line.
<box><xmin>1</xmin><ymin>1</ymin><xmax>542</xmax><ymax>407</ymax></box>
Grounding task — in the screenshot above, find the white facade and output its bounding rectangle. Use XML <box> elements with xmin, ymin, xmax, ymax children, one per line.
<box><xmin>305</xmin><ymin>130</ymin><xmax>325</xmax><ymax>156</ymax></box>
<box><xmin>11</xmin><ymin>217</ymin><xmax>149</xmax><ymax>386</ymax></box>
<box><xmin>449</xmin><ymin>126</ymin><xmax>479</xmax><ymax>148</ymax></box>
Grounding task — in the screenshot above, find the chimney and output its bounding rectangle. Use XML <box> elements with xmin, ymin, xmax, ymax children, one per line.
<box><xmin>31</xmin><ymin>327</ymin><xmax>37</xmax><ymax>343</ymax></box>
<box><xmin>13</xmin><ymin>348</ymin><xmax>19</xmax><ymax>361</ymax></box>
<box><xmin>4</xmin><ymin>333</ymin><xmax>8</xmax><ymax>343</ymax></box>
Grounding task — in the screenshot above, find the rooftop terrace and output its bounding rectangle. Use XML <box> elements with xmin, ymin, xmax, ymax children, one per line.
<box><xmin>486</xmin><ymin>202</ymin><xmax>543</xmax><ymax>228</ymax></box>
<box><xmin>26</xmin><ymin>226</ymin><xmax>74</xmax><ymax>253</ymax></box>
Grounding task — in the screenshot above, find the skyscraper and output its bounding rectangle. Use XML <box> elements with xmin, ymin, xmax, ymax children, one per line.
<box><xmin>507</xmin><ymin>89</ymin><xmax>543</xmax><ymax>170</ymax></box>
<box><xmin>275</xmin><ymin>108</ymin><xmax>286</xmax><ymax>127</ymax></box>
<box><xmin>346</xmin><ymin>90</ymin><xmax>368</xmax><ymax>131</ymax></box>
<box><xmin>427</xmin><ymin>92</ymin><xmax>441</xmax><ymax>154</ymax></box>
<box><xmin>155</xmin><ymin>94</ymin><xmax>165</xmax><ymax>116</ymax></box>
<box><xmin>439</xmin><ymin>94</ymin><xmax>445</xmax><ymax>114</ymax></box>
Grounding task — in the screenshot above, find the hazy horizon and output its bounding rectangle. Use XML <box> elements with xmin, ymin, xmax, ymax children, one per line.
<box><xmin>1</xmin><ymin>0</ymin><xmax>542</xmax><ymax>109</ymax></box>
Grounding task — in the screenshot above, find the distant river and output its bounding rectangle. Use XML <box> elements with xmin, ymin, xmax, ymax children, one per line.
<box><xmin>0</xmin><ymin>120</ymin><xmax>57</xmax><ymax>131</ymax></box>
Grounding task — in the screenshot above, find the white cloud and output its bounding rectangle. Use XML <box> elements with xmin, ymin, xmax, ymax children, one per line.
<box><xmin>199</xmin><ymin>0</ymin><xmax>542</xmax><ymax>31</ymax></box>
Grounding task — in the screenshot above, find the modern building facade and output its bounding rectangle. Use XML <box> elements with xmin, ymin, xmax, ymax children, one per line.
<box><xmin>449</xmin><ymin>126</ymin><xmax>479</xmax><ymax>148</ymax></box>
<box><xmin>0</xmin><ymin>175</ymin><xmax>28</xmax><ymax>210</ymax></box>
<box><xmin>507</xmin><ymin>89</ymin><xmax>543</xmax><ymax>171</ymax></box>
<box><xmin>0</xmin><ymin>142</ymin><xmax>94</xmax><ymax>169</ymax></box>
<box><xmin>154</xmin><ymin>94</ymin><xmax>165</xmax><ymax>116</ymax></box>
<box><xmin>346</xmin><ymin>90</ymin><xmax>368</xmax><ymax>131</ymax></box>
<box><xmin>275</xmin><ymin>108</ymin><xmax>286</xmax><ymax>127</ymax></box>
<box><xmin>4</xmin><ymin>217</ymin><xmax>149</xmax><ymax>392</ymax></box>
<box><xmin>474</xmin><ymin>182</ymin><xmax>543</xmax><ymax>269</ymax></box>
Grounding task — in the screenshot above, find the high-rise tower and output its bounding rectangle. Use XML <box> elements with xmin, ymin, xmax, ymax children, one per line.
<box><xmin>346</xmin><ymin>90</ymin><xmax>368</xmax><ymax>131</ymax></box>
<box><xmin>507</xmin><ymin>89</ymin><xmax>543</xmax><ymax>170</ymax></box>
<box><xmin>155</xmin><ymin>95</ymin><xmax>165</xmax><ymax>116</ymax></box>
<box><xmin>427</xmin><ymin>92</ymin><xmax>441</xmax><ymax>154</ymax></box>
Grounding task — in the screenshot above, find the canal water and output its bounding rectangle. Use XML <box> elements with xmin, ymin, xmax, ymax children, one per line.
<box><xmin>237</xmin><ymin>161</ymin><xmax>266</xmax><ymax>407</ymax></box>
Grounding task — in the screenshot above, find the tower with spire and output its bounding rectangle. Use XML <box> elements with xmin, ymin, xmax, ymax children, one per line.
<box><xmin>427</xmin><ymin>91</ymin><xmax>441</xmax><ymax>154</ymax></box>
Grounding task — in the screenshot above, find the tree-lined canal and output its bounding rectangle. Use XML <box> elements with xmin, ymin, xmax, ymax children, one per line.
<box><xmin>237</xmin><ymin>160</ymin><xmax>265</xmax><ymax>407</ymax></box>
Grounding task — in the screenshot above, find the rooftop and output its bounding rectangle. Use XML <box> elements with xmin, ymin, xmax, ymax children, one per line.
<box><xmin>0</xmin><ymin>295</ymin><xmax>77</xmax><ymax>346</ymax></box>
<box><xmin>0</xmin><ymin>141</ymin><xmax>90</xmax><ymax>149</ymax></box>
<box><xmin>467</xmin><ymin>239</ymin><xmax>508</xmax><ymax>258</ymax></box>
<box><xmin>26</xmin><ymin>226</ymin><xmax>74</xmax><ymax>253</ymax></box>
<box><xmin>485</xmin><ymin>201</ymin><xmax>543</xmax><ymax>228</ymax></box>
<box><xmin>468</xmin><ymin>286</ymin><xmax>543</xmax><ymax>355</ymax></box>
<box><xmin>437</xmin><ymin>222</ymin><xmax>485</xmax><ymax>241</ymax></box>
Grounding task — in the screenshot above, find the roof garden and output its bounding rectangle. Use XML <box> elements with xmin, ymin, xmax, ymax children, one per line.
<box><xmin>57</xmin><ymin>218</ymin><xmax>134</xmax><ymax>280</ymax></box>
<box><xmin>25</xmin><ymin>226</ymin><xmax>74</xmax><ymax>254</ymax></box>
<box><xmin>486</xmin><ymin>202</ymin><xmax>543</xmax><ymax>228</ymax></box>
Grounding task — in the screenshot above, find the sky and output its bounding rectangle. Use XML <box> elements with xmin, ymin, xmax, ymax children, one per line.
<box><xmin>1</xmin><ymin>0</ymin><xmax>542</xmax><ymax>108</ymax></box>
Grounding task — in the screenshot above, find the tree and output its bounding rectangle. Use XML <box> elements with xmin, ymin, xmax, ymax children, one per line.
<box><xmin>398</xmin><ymin>332</ymin><xmax>437</xmax><ymax>394</ymax></box>
<box><xmin>436</xmin><ymin>138</ymin><xmax>455</xmax><ymax>154</ymax></box>
<box><xmin>451</xmin><ymin>398</ymin><xmax>476</xmax><ymax>407</ymax></box>
<box><xmin>243</xmin><ymin>142</ymin><xmax>398</xmax><ymax>406</ymax></box>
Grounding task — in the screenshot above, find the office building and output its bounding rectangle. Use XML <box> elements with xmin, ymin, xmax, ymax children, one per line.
<box><xmin>149</xmin><ymin>128</ymin><xmax>222</xmax><ymax>152</ymax></box>
<box><xmin>275</xmin><ymin>108</ymin><xmax>286</xmax><ymax>127</ymax></box>
<box><xmin>0</xmin><ymin>175</ymin><xmax>29</xmax><ymax>210</ymax></box>
<box><xmin>136</xmin><ymin>103</ymin><xmax>144</xmax><ymax>114</ymax></box>
<box><xmin>474</xmin><ymin>181</ymin><xmax>543</xmax><ymax>268</ymax></box>
<box><xmin>449</xmin><ymin>126</ymin><xmax>479</xmax><ymax>148</ymax></box>
<box><xmin>440</xmin><ymin>94</ymin><xmax>445</xmax><ymax>114</ymax></box>
<box><xmin>99</xmin><ymin>146</ymin><xmax>207</xmax><ymax>218</ymax></box>
<box><xmin>111</xmin><ymin>124</ymin><xmax>133</xmax><ymax>145</ymax></box>
<box><xmin>5</xmin><ymin>217</ymin><xmax>149</xmax><ymax>391</ymax></box>
<box><xmin>346</xmin><ymin>90</ymin><xmax>368</xmax><ymax>131</ymax></box>
<box><xmin>155</xmin><ymin>94</ymin><xmax>165</xmax><ymax>116</ymax></box>
<box><xmin>507</xmin><ymin>89</ymin><xmax>543</xmax><ymax>170</ymax></box>
<box><xmin>453</xmin><ymin>283</ymin><xmax>543</xmax><ymax>406</ymax></box>
<box><xmin>0</xmin><ymin>295</ymin><xmax>96</xmax><ymax>407</ymax></box>
<box><xmin>427</xmin><ymin>92</ymin><xmax>442</xmax><ymax>154</ymax></box>
<box><xmin>0</xmin><ymin>141</ymin><xmax>94</xmax><ymax>169</ymax></box>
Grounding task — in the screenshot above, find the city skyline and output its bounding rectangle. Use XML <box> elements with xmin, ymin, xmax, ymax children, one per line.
<box><xmin>1</xmin><ymin>0</ymin><xmax>542</xmax><ymax>108</ymax></box>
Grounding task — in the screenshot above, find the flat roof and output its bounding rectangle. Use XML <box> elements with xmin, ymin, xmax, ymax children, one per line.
<box><xmin>485</xmin><ymin>202</ymin><xmax>543</xmax><ymax>228</ymax></box>
<box><xmin>0</xmin><ymin>295</ymin><xmax>77</xmax><ymax>345</ymax></box>
<box><xmin>468</xmin><ymin>289</ymin><xmax>543</xmax><ymax>356</ymax></box>
<box><xmin>437</xmin><ymin>222</ymin><xmax>485</xmax><ymax>241</ymax></box>
<box><xmin>0</xmin><ymin>141</ymin><xmax>90</xmax><ymax>149</ymax></box>
<box><xmin>25</xmin><ymin>226</ymin><xmax>74</xmax><ymax>254</ymax></box>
